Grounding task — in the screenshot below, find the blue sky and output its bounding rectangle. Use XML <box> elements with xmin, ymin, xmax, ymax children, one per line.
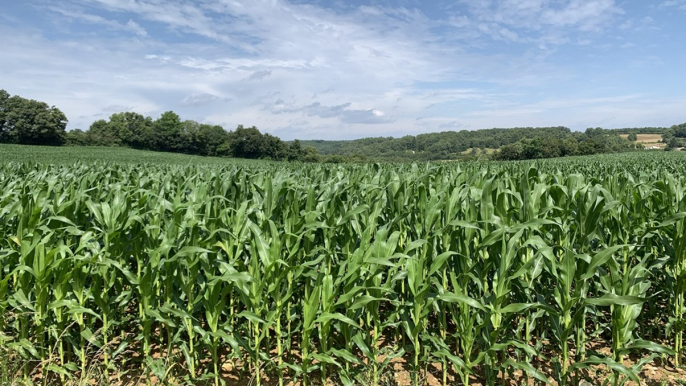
<box><xmin>1</xmin><ymin>0</ymin><xmax>685</xmax><ymax>140</ymax></box>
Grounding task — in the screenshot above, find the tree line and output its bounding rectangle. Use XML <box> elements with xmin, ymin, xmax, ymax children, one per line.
<box><xmin>611</xmin><ymin>127</ymin><xmax>668</xmax><ymax>135</ymax></box>
<box><xmin>0</xmin><ymin>89</ymin><xmax>320</xmax><ymax>162</ymax></box>
<box><xmin>67</xmin><ymin>111</ymin><xmax>320</xmax><ymax>161</ymax></box>
<box><xmin>302</xmin><ymin>126</ymin><xmax>652</xmax><ymax>162</ymax></box>
<box><xmin>492</xmin><ymin>127</ymin><xmax>643</xmax><ymax>161</ymax></box>
<box><xmin>302</xmin><ymin>127</ymin><xmax>576</xmax><ymax>161</ymax></box>
<box><xmin>664</xmin><ymin>123</ymin><xmax>686</xmax><ymax>150</ymax></box>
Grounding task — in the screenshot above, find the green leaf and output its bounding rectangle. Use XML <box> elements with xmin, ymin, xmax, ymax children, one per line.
<box><xmin>585</xmin><ymin>293</ymin><xmax>646</xmax><ymax>307</ymax></box>
<box><xmin>437</xmin><ymin>292</ymin><xmax>486</xmax><ymax>311</ymax></box>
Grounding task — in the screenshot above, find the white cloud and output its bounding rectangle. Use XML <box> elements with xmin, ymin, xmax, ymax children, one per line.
<box><xmin>659</xmin><ymin>0</ymin><xmax>686</xmax><ymax>9</ymax></box>
<box><xmin>455</xmin><ymin>0</ymin><xmax>623</xmax><ymax>38</ymax></box>
<box><xmin>341</xmin><ymin>109</ymin><xmax>395</xmax><ymax>124</ymax></box>
<box><xmin>181</xmin><ymin>93</ymin><xmax>228</xmax><ymax>107</ymax></box>
<box><xmin>1</xmin><ymin>0</ymin><xmax>684</xmax><ymax>139</ymax></box>
<box><xmin>48</xmin><ymin>6</ymin><xmax>148</xmax><ymax>36</ymax></box>
<box><xmin>437</xmin><ymin>120</ymin><xmax>465</xmax><ymax>130</ymax></box>
<box><xmin>246</xmin><ymin>70</ymin><xmax>272</xmax><ymax>81</ymax></box>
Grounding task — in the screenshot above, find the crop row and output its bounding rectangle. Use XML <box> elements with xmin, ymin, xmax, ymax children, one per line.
<box><xmin>1</xmin><ymin>157</ymin><xmax>686</xmax><ymax>385</ymax></box>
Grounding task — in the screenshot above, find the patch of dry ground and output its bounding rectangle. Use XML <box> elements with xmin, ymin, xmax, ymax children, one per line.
<box><xmin>621</xmin><ymin>134</ymin><xmax>666</xmax><ymax>149</ymax></box>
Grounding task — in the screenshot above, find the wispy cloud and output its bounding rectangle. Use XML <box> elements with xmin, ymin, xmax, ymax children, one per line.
<box><xmin>659</xmin><ymin>0</ymin><xmax>686</xmax><ymax>11</ymax></box>
<box><xmin>47</xmin><ymin>6</ymin><xmax>148</xmax><ymax>36</ymax></box>
<box><xmin>181</xmin><ymin>93</ymin><xmax>229</xmax><ymax>107</ymax></box>
<box><xmin>246</xmin><ymin>70</ymin><xmax>272</xmax><ymax>81</ymax></box>
<box><xmin>0</xmin><ymin>0</ymin><xmax>684</xmax><ymax>139</ymax></box>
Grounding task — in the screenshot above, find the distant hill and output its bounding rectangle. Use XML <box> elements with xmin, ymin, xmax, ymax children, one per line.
<box><xmin>610</xmin><ymin>127</ymin><xmax>669</xmax><ymax>135</ymax></box>
<box><xmin>300</xmin><ymin>126</ymin><xmax>576</xmax><ymax>161</ymax></box>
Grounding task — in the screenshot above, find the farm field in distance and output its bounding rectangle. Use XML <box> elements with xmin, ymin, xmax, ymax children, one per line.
<box><xmin>3</xmin><ymin>145</ymin><xmax>686</xmax><ymax>386</ymax></box>
<box><xmin>620</xmin><ymin>134</ymin><xmax>666</xmax><ymax>149</ymax></box>
<box><xmin>0</xmin><ymin>144</ymin><xmax>267</xmax><ymax>166</ymax></box>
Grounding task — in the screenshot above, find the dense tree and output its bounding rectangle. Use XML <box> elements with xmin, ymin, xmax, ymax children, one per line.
<box><xmin>493</xmin><ymin>128</ymin><xmax>635</xmax><ymax>161</ymax></box>
<box><xmin>71</xmin><ymin>110</ymin><xmax>301</xmax><ymax>161</ymax></box>
<box><xmin>627</xmin><ymin>133</ymin><xmax>638</xmax><ymax>142</ymax></box>
<box><xmin>191</xmin><ymin>122</ymin><xmax>231</xmax><ymax>157</ymax></box>
<box><xmin>495</xmin><ymin>141</ymin><xmax>525</xmax><ymax>161</ymax></box>
<box><xmin>0</xmin><ymin>90</ymin><xmax>9</xmax><ymax>132</ymax></box>
<box><xmin>0</xmin><ymin>90</ymin><xmax>68</xmax><ymax>145</ymax></box>
<box><xmin>301</xmin><ymin>146</ymin><xmax>321</xmax><ymax>162</ymax></box>
<box><xmin>108</xmin><ymin>112</ymin><xmax>154</xmax><ymax>149</ymax></box>
<box><xmin>86</xmin><ymin>119</ymin><xmax>119</xmax><ymax>146</ymax></box>
<box><xmin>670</xmin><ymin>123</ymin><xmax>686</xmax><ymax>138</ymax></box>
<box><xmin>613</xmin><ymin>127</ymin><xmax>668</xmax><ymax>135</ymax></box>
<box><xmin>263</xmin><ymin>133</ymin><xmax>288</xmax><ymax>160</ymax></box>
<box><xmin>324</xmin><ymin>154</ymin><xmax>347</xmax><ymax>163</ymax></box>
<box><xmin>287</xmin><ymin>139</ymin><xmax>304</xmax><ymax>161</ymax></box>
<box><xmin>300</xmin><ymin>127</ymin><xmax>575</xmax><ymax>162</ymax></box>
<box><xmin>227</xmin><ymin>125</ymin><xmax>266</xmax><ymax>159</ymax></box>
<box><xmin>666</xmin><ymin>137</ymin><xmax>681</xmax><ymax>150</ymax></box>
<box><xmin>154</xmin><ymin>111</ymin><xmax>184</xmax><ymax>152</ymax></box>
<box><xmin>65</xmin><ymin>129</ymin><xmax>89</xmax><ymax>146</ymax></box>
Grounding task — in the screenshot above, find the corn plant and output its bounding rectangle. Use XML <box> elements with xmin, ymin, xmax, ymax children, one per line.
<box><xmin>1</xmin><ymin>152</ymin><xmax>685</xmax><ymax>386</ymax></box>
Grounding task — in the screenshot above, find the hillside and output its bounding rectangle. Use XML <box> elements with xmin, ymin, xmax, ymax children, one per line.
<box><xmin>300</xmin><ymin>126</ymin><xmax>646</xmax><ymax>161</ymax></box>
<box><xmin>301</xmin><ymin>126</ymin><xmax>575</xmax><ymax>161</ymax></box>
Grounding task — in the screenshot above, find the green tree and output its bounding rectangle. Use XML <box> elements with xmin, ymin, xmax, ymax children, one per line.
<box><xmin>585</xmin><ymin>127</ymin><xmax>605</xmax><ymax>138</ymax></box>
<box><xmin>86</xmin><ymin>119</ymin><xmax>119</xmax><ymax>146</ymax></box>
<box><xmin>65</xmin><ymin>129</ymin><xmax>89</xmax><ymax>146</ymax></box>
<box><xmin>0</xmin><ymin>90</ymin><xmax>68</xmax><ymax>145</ymax></box>
<box><xmin>494</xmin><ymin>142</ymin><xmax>523</xmax><ymax>160</ymax></box>
<box><xmin>0</xmin><ymin>90</ymin><xmax>9</xmax><ymax>136</ymax></box>
<box><xmin>196</xmin><ymin>123</ymin><xmax>231</xmax><ymax>156</ymax></box>
<box><xmin>561</xmin><ymin>137</ymin><xmax>579</xmax><ymax>156</ymax></box>
<box><xmin>228</xmin><ymin>125</ymin><xmax>266</xmax><ymax>159</ymax></box>
<box><xmin>300</xmin><ymin>146</ymin><xmax>321</xmax><ymax>162</ymax></box>
<box><xmin>154</xmin><ymin>111</ymin><xmax>184</xmax><ymax>152</ymax></box>
<box><xmin>670</xmin><ymin>123</ymin><xmax>686</xmax><ymax>138</ymax></box>
<box><xmin>324</xmin><ymin>154</ymin><xmax>347</xmax><ymax>163</ymax></box>
<box><xmin>627</xmin><ymin>133</ymin><xmax>638</xmax><ymax>142</ymax></box>
<box><xmin>287</xmin><ymin>139</ymin><xmax>304</xmax><ymax>161</ymax></box>
<box><xmin>667</xmin><ymin>137</ymin><xmax>680</xmax><ymax>149</ymax></box>
<box><xmin>108</xmin><ymin>112</ymin><xmax>154</xmax><ymax>149</ymax></box>
<box><xmin>262</xmin><ymin>133</ymin><xmax>288</xmax><ymax>160</ymax></box>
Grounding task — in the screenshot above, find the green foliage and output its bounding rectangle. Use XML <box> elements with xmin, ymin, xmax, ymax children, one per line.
<box><xmin>71</xmin><ymin>113</ymin><xmax>314</xmax><ymax>161</ymax></box>
<box><xmin>183</xmin><ymin>121</ymin><xmax>231</xmax><ymax>157</ymax></box>
<box><xmin>262</xmin><ymin>133</ymin><xmax>288</xmax><ymax>160</ymax></box>
<box><xmin>494</xmin><ymin>127</ymin><xmax>636</xmax><ymax>160</ymax></box>
<box><xmin>64</xmin><ymin>129</ymin><xmax>89</xmax><ymax>146</ymax></box>
<box><xmin>287</xmin><ymin>139</ymin><xmax>303</xmax><ymax>161</ymax></box>
<box><xmin>304</xmin><ymin>126</ymin><xmax>673</xmax><ymax>162</ymax></box>
<box><xmin>323</xmin><ymin>154</ymin><xmax>347</xmax><ymax>163</ymax></box>
<box><xmin>663</xmin><ymin>123</ymin><xmax>686</xmax><ymax>150</ymax></box>
<box><xmin>301</xmin><ymin>146</ymin><xmax>321</xmax><ymax>162</ymax></box>
<box><xmin>85</xmin><ymin>119</ymin><xmax>119</xmax><ymax>146</ymax></box>
<box><xmin>612</xmin><ymin>127</ymin><xmax>668</xmax><ymax>135</ymax></box>
<box><xmin>154</xmin><ymin>111</ymin><xmax>184</xmax><ymax>152</ymax></box>
<box><xmin>301</xmin><ymin>127</ymin><xmax>574</xmax><ymax>161</ymax></box>
<box><xmin>0</xmin><ymin>90</ymin><xmax>67</xmax><ymax>146</ymax></box>
<box><xmin>227</xmin><ymin>125</ymin><xmax>266</xmax><ymax>158</ymax></box>
<box><xmin>108</xmin><ymin>112</ymin><xmax>155</xmax><ymax>149</ymax></box>
<box><xmin>672</xmin><ymin>123</ymin><xmax>686</xmax><ymax>138</ymax></box>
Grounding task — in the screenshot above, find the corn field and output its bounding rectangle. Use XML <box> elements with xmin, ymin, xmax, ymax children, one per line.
<box><xmin>2</xmin><ymin>152</ymin><xmax>686</xmax><ymax>385</ymax></box>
